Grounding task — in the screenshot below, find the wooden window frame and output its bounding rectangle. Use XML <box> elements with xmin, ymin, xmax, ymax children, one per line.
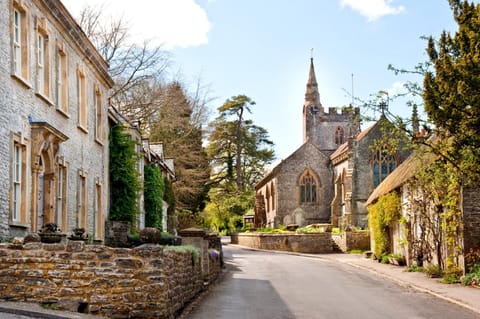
<box><xmin>56</xmin><ymin>42</ymin><xmax>69</xmax><ymax>115</ymax></box>
<box><xmin>11</xmin><ymin>0</ymin><xmax>30</xmax><ymax>84</ymax></box>
<box><xmin>56</xmin><ymin>157</ymin><xmax>68</xmax><ymax>231</ymax></box>
<box><xmin>11</xmin><ymin>133</ymin><xmax>28</xmax><ymax>225</ymax></box>
<box><xmin>77</xmin><ymin>65</ymin><xmax>88</xmax><ymax>132</ymax></box>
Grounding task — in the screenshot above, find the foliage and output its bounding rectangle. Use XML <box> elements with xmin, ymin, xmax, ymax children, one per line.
<box><xmin>150</xmin><ymin>82</ymin><xmax>211</xmax><ymax>212</ymax></box>
<box><xmin>462</xmin><ymin>264</ymin><xmax>480</xmax><ymax>286</ymax></box>
<box><xmin>406</xmin><ymin>155</ymin><xmax>463</xmax><ymax>271</ymax></box>
<box><xmin>348</xmin><ymin>250</ymin><xmax>364</xmax><ymax>254</ymax></box>
<box><xmin>424</xmin><ymin>264</ymin><xmax>444</xmax><ymax>278</ymax></box>
<box><xmin>368</xmin><ymin>192</ymin><xmax>401</xmax><ymax>259</ymax></box>
<box><xmin>465</xmin><ymin>248</ymin><xmax>480</xmax><ymax>272</ymax></box>
<box><xmin>163</xmin><ymin>178</ymin><xmax>176</xmax><ymax>233</ymax></box>
<box><xmin>144</xmin><ymin>164</ymin><xmax>165</xmax><ymax>230</ymax></box>
<box><xmin>441</xmin><ymin>267</ymin><xmax>462</xmax><ymax>284</ymax></box>
<box><xmin>159</xmin><ymin>232</ymin><xmax>175</xmax><ymax>245</ymax></box>
<box><xmin>423</xmin><ymin>0</ymin><xmax>480</xmax><ymax>184</ymax></box>
<box><xmin>202</xmin><ymin>187</ymin><xmax>254</xmax><ymax>234</ymax></box>
<box><xmin>164</xmin><ymin>245</ymin><xmax>200</xmax><ymax>265</ymax></box>
<box><xmin>381</xmin><ymin>255</ymin><xmax>390</xmax><ymax>264</ymax></box>
<box><xmin>255</xmin><ymin>226</ymin><xmax>290</xmax><ymax>234</ymax></box>
<box><xmin>176</xmin><ymin>209</ymin><xmax>204</xmax><ymax>230</ymax></box>
<box><xmin>40</xmin><ymin>222</ymin><xmax>61</xmax><ymax>233</ymax></box>
<box><xmin>109</xmin><ymin>125</ymin><xmax>141</xmax><ymax>224</ymax></box>
<box><xmin>406</xmin><ymin>265</ymin><xmax>424</xmax><ymax>273</ymax></box>
<box><xmin>207</xmin><ymin>95</ymin><xmax>275</xmax><ymax>192</ymax></box>
<box><xmin>296</xmin><ymin>227</ymin><xmax>325</xmax><ymax>234</ymax></box>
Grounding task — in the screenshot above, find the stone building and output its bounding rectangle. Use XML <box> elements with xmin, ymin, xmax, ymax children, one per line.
<box><xmin>0</xmin><ymin>0</ymin><xmax>113</xmax><ymax>239</ymax></box>
<box><xmin>255</xmin><ymin>58</ymin><xmax>406</xmax><ymax>229</ymax></box>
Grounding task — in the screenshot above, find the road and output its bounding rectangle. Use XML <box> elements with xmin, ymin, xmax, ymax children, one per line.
<box><xmin>187</xmin><ymin>244</ymin><xmax>479</xmax><ymax>319</ymax></box>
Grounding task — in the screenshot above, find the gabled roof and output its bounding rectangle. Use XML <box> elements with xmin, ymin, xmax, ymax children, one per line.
<box><xmin>255</xmin><ymin>141</ymin><xmax>329</xmax><ymax>190</ymax></box>
<box><xmin>329</xmin><ymin>120</ymin><xmax>379</xmax><ymax>160</ymax></box>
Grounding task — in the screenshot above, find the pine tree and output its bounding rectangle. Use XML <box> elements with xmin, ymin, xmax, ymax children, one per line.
<box><xmin>424</xmin><ymin>0</ymin><xmax>480</xmax><ymax>181</ymax></box>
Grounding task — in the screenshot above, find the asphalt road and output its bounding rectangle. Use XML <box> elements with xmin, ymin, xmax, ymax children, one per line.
<box><xmin>187</xmin><ymin>244</ymin><xmax>480</xmax><ymax>319</ymax></box>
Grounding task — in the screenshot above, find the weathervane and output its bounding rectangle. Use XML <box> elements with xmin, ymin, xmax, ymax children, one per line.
<box><xmin>310</xmin><ymin>48</ymin><xmax>314</xmax><ymax>59</ymax></box>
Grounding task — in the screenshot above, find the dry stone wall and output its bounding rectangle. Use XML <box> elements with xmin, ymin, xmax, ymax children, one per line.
<box><xmin>231</xmin><ymin>231</ymin><xmax>370</xmax><ymax>253</ymax></box>
<box><xmin>0</xmin><ymin>241</ymin><xmax>221</xmax><ymax>318</ymax></box>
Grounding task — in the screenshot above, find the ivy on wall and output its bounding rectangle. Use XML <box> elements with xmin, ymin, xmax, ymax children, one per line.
<box><xmin>144</xmin><ymin>164</ymin><xmax>165</xmax><ymax>230</ymax></box>
<box><xmin>368</xmin><ymin>192</ymin><xmax>401</xmax><ymax>259</ymax></box>
<box><xmin>109</xmin><ymin>125</ymin><xmax>141</xmax><ymax>225</ymax></box>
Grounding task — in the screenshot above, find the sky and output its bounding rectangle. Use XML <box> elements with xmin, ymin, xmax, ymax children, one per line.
<box><xmin>61</xmin><ymin>0</ymin><xmax>460</xmax><ymax>162</ymax></box>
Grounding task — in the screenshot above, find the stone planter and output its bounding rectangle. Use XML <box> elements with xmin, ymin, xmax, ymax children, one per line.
<box><xmin>39</xmin><ymin>233</ymin><xmax>65</xmax><ymax>243</ymax></box>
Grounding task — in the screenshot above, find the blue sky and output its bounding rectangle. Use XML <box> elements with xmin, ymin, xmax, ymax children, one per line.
<box><xmin>62</xmin><ymin>0</ymin><xmax>460</xmax><ymax>161</ymax></box>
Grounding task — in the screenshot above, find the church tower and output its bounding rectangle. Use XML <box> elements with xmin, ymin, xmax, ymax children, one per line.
<box><xmin>302</xmin><ymin>58</ymin><xmax>360</xmax><ymax>154</ymax></box>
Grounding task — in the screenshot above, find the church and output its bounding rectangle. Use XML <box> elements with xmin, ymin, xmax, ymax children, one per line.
<box><xmin>254</xmin><ymin>59</ymin><xmax>409</xmax><ymax>229</ymax></box>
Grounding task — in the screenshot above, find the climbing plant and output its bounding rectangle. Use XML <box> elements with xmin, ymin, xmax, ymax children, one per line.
<box><xmin>406</xmin><ymin>150</ymin><xmax>463</xmax><ymax>271</ymax></box>
<box><xmin>109</xmin><ymin>125</ymin><xmax>141</xmax><ymax>225</ymax></box>
<box><xmin>368</xmin><ymin>192</ymin><xmax>401</xmax><ymax>259</ymax></box>
<box><xmin>144</xmin><ymin>164</ymin><xmax>165</xmax><ymax>230</ymax></box>
<box><xmin>164</xmin><ymin>178</ymin><xmax>176</xmax><ymax>233</ymax></box>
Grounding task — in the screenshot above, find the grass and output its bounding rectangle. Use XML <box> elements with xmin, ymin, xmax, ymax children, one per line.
<box><xmin>165</xmin><ymin>245</ymin><xmax>200</xmax><ymax>265</ymax></box>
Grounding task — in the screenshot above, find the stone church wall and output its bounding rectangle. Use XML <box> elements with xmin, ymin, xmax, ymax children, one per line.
<box><xmin>0</xmin><ymin>241</ymin><xmax>222</xmax><ymax>318</ymax></box>
<box><xmin>275</xmin><ymin>143</ymin><xmax>333</xmax><ymax>226</ymax></box>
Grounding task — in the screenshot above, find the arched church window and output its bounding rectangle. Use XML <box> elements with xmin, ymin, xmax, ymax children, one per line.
<box><xmin>265</xmin><ymin>185</ymin><xmax>270</xmax><ymax>212</ymax></box>
<box><xmin>335</xmin><ymin>126</ymin><xmax>345</xmax><ymax>145</ymax></box>
<box><xmin>299</xmin><ymin>170</ymin><xmax>318</xmax><ymax>204</ymax></box>
<box><xmin>372</xmin><ymin>145</ymin><xmax>397</xmax><ymax>188</ymax></box>
<box><xmin>270</xmin><ymin>182</ymin><xmax>275</xmax><ymax>211</ymax></box>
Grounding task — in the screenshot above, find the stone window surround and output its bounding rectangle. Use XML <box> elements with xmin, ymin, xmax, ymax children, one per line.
<box><xmin>11</xmin><ymin>0</ymin><xmax>30</xmax><ymax>86</ymax></box>
<box><xmin>95</xmin><ymin>177</ymin><xmax>103</xmax><ymax>240</ymax></box>
<box><xmin>298</xmin><ymin>169</ymin><xmax>320</xmax><ymax>204</ymax></box>
<box><xmin>56</xmin><ymin>41</ymin><xmax>69</xmax><ymax>116</ymax></box>
<box><xmin>34</xmin><ymin>16</ymin><xmax>53</xmax><ymax>105</ymax></box>
<box><xmin>77</xmin><ymin>169</ymin><xmax>87</xmax><ymax>230</ymax></box>
<box><xmin>76</xmin><ymin>65</ymin><xmax>88</xmax><ymax>133</ymax></box>
<box><xmin>56</xmin><ymin>156</ymin><xmax>68</xmax><ymax>231</ymax></box>
<box><xmin>94</xmin><ymin>84</ymin><xmax>103</xmax><ymax>144</ymax></box>
<box><xmin>10</xmin><ymin>132</ymin><xmax>29</xmax><ymax>227</ymax></box>
<box><xmin>371</xmin><ymin>145</ymin><xmax>398</xmax><ymax>189</ymax></box>
<box><xmin>334</xmin><ymin>126</ymin><xmax>345</xmax><ymax>145</ymax></box>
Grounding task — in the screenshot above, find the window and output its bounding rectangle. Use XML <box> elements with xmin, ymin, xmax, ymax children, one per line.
<box><xmin>95</xmin><ymin>179</ymin><xmax>103</xmax><ymax>240</ymax></box>
<box><xmin>270</xmin><ymin>183</ymin><xmax>275</xmax><ymax>211</ymax></box>
<box><xmin>11</xmin><ymin>134</ymin><xmax>28</xmax><ymax>224</ymax></box>
<box><xmin>372</xmin><ymin>146</ymin><xmax>397</xmax><ymax>188</ymax></box>
<box><xmin>77</xmin><ymin>170</ymin><xmax>87</xmax><ymax>229</ymax></box>
<box><xmin>299</xmin><ymin>170</ymin><xmax>318</xmax><ymax>204</ymax></box>
<box><xmin>56</xmin><ymin>43</ymin><xmax>68</xmax><ymax>113</ymax></box>
<box><xmin>36</xmin><ymin>19</ymin><xmax>51</xmax><ymax>99</ymax></box>
<box><xmin>265</xmin><ymin>185</ymin><xmax>270</xmax><ymax>212</ymax></box>
<box><xmin>77</xmin><ymin>65</ymin><xmax>87</xmax><ymax>131</ymax></box>
<box><xmin>335</xmin><ymin>126</ymin><xmax>345</xmax><ymax>145</ymax></box>
<box><xmin>12</xmin><ymin>2</ymin><xmax>29</xmax><ymax>81</ymax></box>
<box><xmin>94</xmin><ymin>85</ymin><xmax>103</xmax><ymax>142</ymax></box>
<box><xmin>56</xmin><ymin>157</ymin><xmax>68</xmax><ymax>231</ymax></box>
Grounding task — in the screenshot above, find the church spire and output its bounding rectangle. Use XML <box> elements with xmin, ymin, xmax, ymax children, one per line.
<box><xmin>304</xmin><ymin>58</ymin><xmax>322</xmax><ymax>114</ymax></box>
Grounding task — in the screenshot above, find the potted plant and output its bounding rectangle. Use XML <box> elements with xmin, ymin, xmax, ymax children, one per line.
<box><xmin>39</xmin><ymin>223</ymin><xmax>64</xmax><ymax>243</ymax></box>
<box><xmin>68</xmin><ymin>227</ymin><xmax>86</xmax><ymax>241</ymax></box>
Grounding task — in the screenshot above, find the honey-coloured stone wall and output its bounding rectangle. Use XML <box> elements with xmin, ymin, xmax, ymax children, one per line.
<box><xmin>0</xmin><ymin>241</ymin><xmax>221</xmax><ymax>318</ymax></box>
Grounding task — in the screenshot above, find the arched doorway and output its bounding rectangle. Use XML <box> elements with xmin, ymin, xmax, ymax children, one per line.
<box><xmin>31</xmin><ymin>122</ymin><xmax>68</xmax><ymax>232</ymax></box>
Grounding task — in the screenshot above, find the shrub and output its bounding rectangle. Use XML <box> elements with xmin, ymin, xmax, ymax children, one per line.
<box><xmin>462</xmin><ymin>263</ymin><xmax>480</xmax><ymax>286</ymax></box>
<box><xmin>144</xmin><ymin>165</ymin><xmax>164</xmax><ymax>230</ymax></box>
<box><xmin>406</xmin><ymin>265</ymin><xmax>424</xmax><ymax>272</ymax></box>
<box><xmin>109</xmin><ymin>125</ymin><xmax>140</xmax><ymax>224</ymax></box>
<box><xmin>368</xmin><ymin>192</ymin><xmax>401</xmax><ymax>260</ymax></box>
<box><xmin>139</xmin><ymin>227</ymin><xmax>161</xmax><ymax>244</ymax></box>
<box><xmin>424</xmin><ymin>264</ymin><xmax>444</xmax><ymax>278</ymax></box>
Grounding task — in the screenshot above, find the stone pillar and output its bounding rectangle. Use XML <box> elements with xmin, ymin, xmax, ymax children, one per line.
<box><xmin>178</xmin><ymin>227</ymin><xmax>209</xmax><ymax>282</ymax></box>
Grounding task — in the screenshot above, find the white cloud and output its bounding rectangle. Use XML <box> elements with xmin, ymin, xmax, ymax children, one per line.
<box><xmin>386</xmin><ymin>81</ymin><xmax>406</xmax><ymax>96</ymax></box>
<box><xmin>340</xmin><ymin>0</ymin><xmax>405</xmax><ymax>22</ymax></box>
<box><xmin>62</xmin><ymin>0</ymin><xmax>211</xmax><ymax>49</ymax></box>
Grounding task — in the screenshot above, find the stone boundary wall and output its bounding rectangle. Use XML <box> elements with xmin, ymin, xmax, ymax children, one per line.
<box><xmin>331</xmin><ymin>231</ymin><xmax>370</xmax><ymax>252</ymax></box>
<box><xmin>231</xmin><ymin>231</ymin><xmax>370</xmax><ymax>253</ymax></box>
<box><xmin>0</xmin><ymin>241</ymin><xmax>222</xmax><ymax>318</ymax></box>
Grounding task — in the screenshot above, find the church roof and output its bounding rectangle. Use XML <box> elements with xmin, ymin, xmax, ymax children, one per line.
<box><xmin>304</xmin><ymin>58</ymin><xmax>322</xmax><ymax>109</ymax></box>
<box><xmin>255</xmin><ymin>141</ymin><xmax>329</xmax><ymax>190</ymax></box>
<box><xmin>329</xmin><ymin>120</ymin><xmax>379</xmax><ymax>160</ymax></box>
